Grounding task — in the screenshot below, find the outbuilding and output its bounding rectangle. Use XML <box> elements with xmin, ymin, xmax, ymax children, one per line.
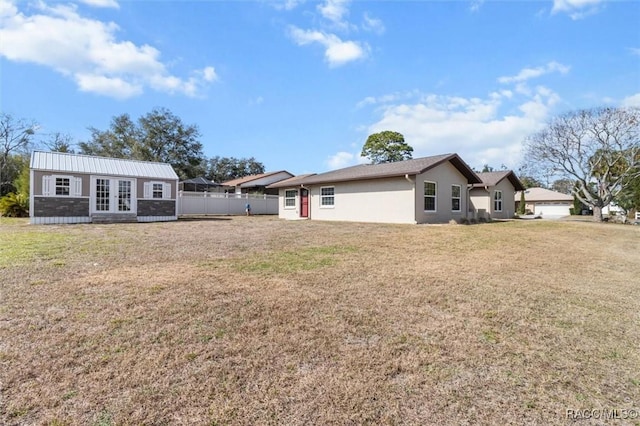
<box><xmin>30</xmin><ymin>151</ymin><xmax>179</xmax><ymax>224</ymax></box>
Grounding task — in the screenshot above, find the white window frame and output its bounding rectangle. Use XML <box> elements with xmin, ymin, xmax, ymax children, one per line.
<box><xmin>90</xmin><ymin>176</ymin><xmax>137</xmax><ymax>214</ymax></box>
<box><xmin>494</xmin><ymin>190</ymin><xmax>503</xmax><ymax>212</ymax></box>
<box><xmin>451</xmin><ymin>184</ymin><xmax>461</xmax><ymax>212</ymax></box>
<box><xmin>143</xmin><ymin>181</ymin><xmax>172</xmax><ymax>199</ymax></box>
<box><xmin>424</xmin><ymin>181</ymin><xmax>437</xmax><ymax>212</ymax></box>
<box><xmin>284</xmin><ymin>189</ymin><xmax>297</xmax><ymax>209</ymax></box>
<box><xmin>320</xmin><ymin>186</ymin><xmax>335</xmax><ymax>208</ymax></box>
<box><xmin>42</xmin><ymin>175</ymin><xmax>82</xmax><ymax>197</ymax></box>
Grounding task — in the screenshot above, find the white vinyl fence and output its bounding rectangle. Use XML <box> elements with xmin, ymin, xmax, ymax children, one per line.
<box><xmin>178</xmin><ymin>191</ymin><xmax>279</xmax><ymax>216</ymax></box>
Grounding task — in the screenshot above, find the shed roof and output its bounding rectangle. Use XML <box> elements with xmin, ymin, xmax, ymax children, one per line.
<box><xmin>474</xmin><ymin>171</ymin><xmax>525</xmax><ymax>191</ymax></box>
<box><xmin>269</xmin><ymin>154</ymin><xmax>481</xmax><ymax>188</ymax></box>
<box><xmin>30</xmin><ymin>151</ymin><xmax>179</xmax><ymax>180</ymax></box>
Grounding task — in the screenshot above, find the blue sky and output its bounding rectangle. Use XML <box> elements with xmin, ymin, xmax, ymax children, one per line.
<box><xmin>1</xmin><ymin>0</ymin><xmax>639</xmax><ymax>176</ymax></box>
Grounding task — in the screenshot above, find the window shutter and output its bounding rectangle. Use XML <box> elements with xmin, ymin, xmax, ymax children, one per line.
<box><xmin>42</xmin><ymin>176</ymin><xmax>52</xmax><ymax>196</ymax></box>
<box><xmin>163</xmin><ymin>183</ymin><xmax>171</xmax><ymax>199</ymax></box>
<box><xmin>143</xmin><ymin>182</ymin><xmax>151</xmax><ymax>198</ymax></box>
<box><xmin>73</xmin><ymin>177</ymin><xmax>82</xmax><ymax>197</ymax></box>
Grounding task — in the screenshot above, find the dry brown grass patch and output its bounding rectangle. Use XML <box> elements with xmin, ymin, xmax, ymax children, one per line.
<box><xmin>1</xmin><ymin>216</ymin><xmax>639</xmax><ymax>425</ymax></box>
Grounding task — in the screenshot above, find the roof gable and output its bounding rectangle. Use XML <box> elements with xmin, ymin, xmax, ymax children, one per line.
<box><xmin>285</xmin><ymin>154</ymin><xmax>481</xmax><ymax>187</ymax></box>
<box><xmin>475</xmin><ymin>171</ymin><xmax>525</xmax><ymax>191</ymax></box>
<box><xmin>30</xmin><ymin>151</ymin><xmax>178</xmax><ymax>180</ymax></box>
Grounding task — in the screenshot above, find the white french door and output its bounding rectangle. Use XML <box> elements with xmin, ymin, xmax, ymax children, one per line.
<box><xmin>91</xmin><ymin>177</ymin><xmax>136</xmax><ymax>214</ymax></box>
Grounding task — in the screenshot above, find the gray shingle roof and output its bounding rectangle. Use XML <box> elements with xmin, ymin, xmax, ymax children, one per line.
<box><xmin>30</xmin><ymin>151</ymin><xmax>179</xmax><ymax>180</ymax></box>
<box><xmin>474</xmin><ymin>171</ymin><xmax>525</xmax><ymax>191</ymax></box>
<box><xmin>270</xmin><ymin>154</ymin><xmax>481</xmax><ymax>188</ymax></box>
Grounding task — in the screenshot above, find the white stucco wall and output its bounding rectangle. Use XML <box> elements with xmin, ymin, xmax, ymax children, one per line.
<box><xmin>414</xmin><ymin>162</ymin><xmax>470</xmax><ymax>224</ymax></box>
<box><xmin>309</xmin><ymin>177</ymin><xmax>416</xmax><ymax>224</ymax></box>
<box><xmin>278</xmin><ymin>188</ymin><xmax>305</xmax><ymax>220</ymax></box>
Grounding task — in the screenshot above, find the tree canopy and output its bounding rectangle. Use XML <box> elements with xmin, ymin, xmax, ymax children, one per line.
<box><xmin>205</xmin><ymin>156</ymin><xmax>265</xmax><ymax>183</ymax></box>
<box><xmin>523</xmin><ymin>107</ymin><xmax>640</xmax><ymax>221</ymax></box>
<box><xmin>79</xmin><ymin>108</ymin><xmax>205</xmax><ymax>180</ymax></box>
<box><xmin>361</xmin><ymin>131</ymin><xmax>413</xmax><ymax>164</ymax></box>
<box><xmin>1</xmin><ymin>113</ymin><xmax>38</xmax><ymax>196</ymax></box>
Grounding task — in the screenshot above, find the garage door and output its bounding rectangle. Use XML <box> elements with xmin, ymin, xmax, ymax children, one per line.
<box><xmin>534</xmin><ymin>203</ymin><xmax>571</xmax><ymax>218</ymax></box>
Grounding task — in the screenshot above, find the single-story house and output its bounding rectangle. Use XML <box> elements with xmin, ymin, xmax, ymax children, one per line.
<box><xmin>515</xmin><ymin>187</ymin><xmax>574</xmax><ymax>218</ymax></box>
<box><xmin>268</xmin><ymin>153</ymin><xmax>482</xmax><ymax>224</ymax></box>
<box><xmin>30</xmin><ymin>151</ymin><xmax>179</xmax><ymax>224</ymax></box>
<box><xmin>222</xmin><ymin>171</ymin><xmax>294</xmax><ymax>196</ymax></box>
<box><xmin>470</xmin><ymin>171</ymin><xmax>525</xmax><ymax>220</ymax></box>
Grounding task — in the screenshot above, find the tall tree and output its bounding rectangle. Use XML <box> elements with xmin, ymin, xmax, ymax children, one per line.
<box><xmin>523</xmin><ymin>107</ymin><xmax>640</xmax><ymax>222</ymax></box>
<box><xmin>0</xmin><ymin>113</ymin><xmax>38</xmax><ymax>196</ymax></box>
<box><xmin>79</xmin><ymin>108</ymin><xmax>205</xmax><ymax>180</ymax></box>
<box><xmin>551</xmin><ymin>178</ymin><xmax>574</xmax><ymax>195</ymax></box>
<box><xmin>361</xmin><ymin>131</ymin><xmax>413</xmax><ymax>164</ymax></box>
<box><xmin>206</xmin><ymin>156</ymin><xmax>265</xmax><ymax>183</ymax></box>
<box><xmin>44</xmin><ymin>132</ymin><xmax>75</xmax><ymax>153</ymax></box>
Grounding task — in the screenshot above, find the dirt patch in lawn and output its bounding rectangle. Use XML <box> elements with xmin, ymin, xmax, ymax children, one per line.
<box><xmin>1</xmin><ymin>216</ymin><xmax>639</xmax><ymax>425</ymax></box>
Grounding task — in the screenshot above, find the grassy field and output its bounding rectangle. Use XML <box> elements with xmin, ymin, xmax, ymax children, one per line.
<box><xmin>1</xmin><ymin>216</ymin><xmax>639</xmax><ymax>425</ymax></box>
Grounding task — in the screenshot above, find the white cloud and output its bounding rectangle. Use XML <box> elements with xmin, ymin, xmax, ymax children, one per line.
<box><xmin>78</xmin><ymin>0</ymin><xmax>119</xmax><ymax>8</ymax></box>
<box><xmin>629</xmin><ymin>47</ymin><xmax>640</xmax><ymax>56</ymax></box>
<box><xmin>621</xmin><ymin>93</ymin><xmax>640</xmax><ymax>107</ymax></box>
<box><xmin>358</xmin><ymin>83</ymin><xmax>561</xmax><ymax>170</ymax></box>
<box><xmin>498</xmin><ymin>61</ymin><xmax>570</xmax><ymax>84</ymax></box>
<box><xmin>327</xmin><ymin>151</ymin><xmax>359</xmax><ymax>169</ymax></box>
<box><xmin>551</xmin><ymin>0</ymin><xmax>605</xmax><ymax>19</ymax></box>
<box><xmin>470</xmin><ymin>0</ymin><xmax>484</xmax><ymax>13</ymax></box>
<box><xmin>289</xmin><ymin>26</ymin><xmax>368</xmax><ymax>67</ymax></box>
<box><xmin>317</xmin><ymin>0</ymin><xmax>350</xmax><ymax>26</ymax></box>
<box><xmin>362</xmin><ymin>13</ymin><xmax>385</xmax><ymax>34</ymax></box>
<box><xmin>0</xmin><ymin>0</ymin><xmax>217</xmax><ymax>99</ymax></box>
<box><xmin>76</xmin><ymin>73</ymin><xmax>141</xmax><ymax>98</ymax></box>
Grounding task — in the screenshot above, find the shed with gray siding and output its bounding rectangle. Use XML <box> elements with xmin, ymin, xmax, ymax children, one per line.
<box><xmin>30</xmin><ymin>151</ymin><xmax>179</xmax><ymax>224</ymax></box>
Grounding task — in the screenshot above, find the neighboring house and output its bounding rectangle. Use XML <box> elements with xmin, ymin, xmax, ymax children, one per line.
<box><xmin>268</xmin><ymin>154</ymin><xmax>482</xmax><ymax>224</ymax></box>
<box><xmin>221</xmin><ymin>171</ymin><xmax>294</xmax><ymax>196</ymax></box>
<box><xmin>470</xmin><ymin>171</ymin><xmax>525</xmax><ymax>220</ymax></box>
<box><xmin>514</xmin><ymin>187</ymin><xmax>573</xmax><ymax>218</ymax></box>
<box><xmin>30</xmin><ymin>151</ymin><xmax>179</xmax><ymax>224</ymax></box>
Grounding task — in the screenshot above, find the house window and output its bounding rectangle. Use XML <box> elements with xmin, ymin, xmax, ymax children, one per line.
<box><xmin>55</xmin><ymin>177</ymin><xmax>70</xmax><ymax>196</ymax></box>
<box><xmin>424</xmin><ymin>181</ymin><xmax>436</xmax><ymax>212</ymax></box>
<box><xmin>451</xmin><ymin>184</ymin><xmax>461</xmax><ymax>212</ymax></box>
<box><xmin>144</xmin><ymin>182</ymin><xmax>171</xmax><ymax>199</ymax></box>
<box><xmin>284</xmin><ymin>190</ymin><xmax>297</xmax><ymax>208</ymax></box>
<box><xmin>494</xmin><ymin>190</ymin><xmax>503</xmax><ymax>212</ymax></box>
<box><xmin>43</xmin><ymin>175</ymin><xmax>81</xmax><ymax>197</ymax></box>
<box><xmin>152</xmin><ymin>183</ymin><xmax>164</xmax><ymax>199</ymax></box>
<box><xmin>320</xmin><ymin>187</ymin><xmax>334</xmax><ymax>207</ymax></box>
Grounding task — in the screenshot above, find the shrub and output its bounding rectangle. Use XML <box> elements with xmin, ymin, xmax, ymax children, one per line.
<box><xmin>469</xmin><ymin>217</ymin><xmax>478</xmax><ymax>224</ymax></box>
<box><xmin>478</xmin><ymin>217</ymin><xmax>488</xmax><ymax>223</ymax></box>
<box><xmin>458</xmin><ymin>217</ymin><xmax>470</xmax><ymax>225</ymax></box>
<box><xmin>0</xmin><ymin>192</ymin><xmax>29</xmax><ymax>217</ymax></box>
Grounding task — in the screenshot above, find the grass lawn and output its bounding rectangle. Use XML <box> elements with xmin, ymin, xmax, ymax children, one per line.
<box><xmin>1</xmin><ymin>216</ymin><xmax>639</xmax><ymax>425</ymax></box>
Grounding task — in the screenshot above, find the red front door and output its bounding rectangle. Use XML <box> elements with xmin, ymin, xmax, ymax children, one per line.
<box><xmin>300</xmin><ymin>189</ymin><xmax>309</xmax><ymax>218</ymax></box>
